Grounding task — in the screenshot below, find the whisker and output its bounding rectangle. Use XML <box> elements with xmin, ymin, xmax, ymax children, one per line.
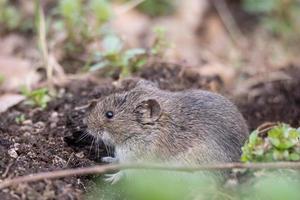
<box><xmin>104</xmin><ymin>143</ymin><xmax>109</xmax><ymax>157</ymax></box>
<box><xmin>76</xmin><ymin>131</ymin><xmax>89</xmax><ymax>143</ymax></box>
<box><xmin>89</xmin><ymin>137</ymin><xmax>95</xmax><ymax>156</ymax></box>
<box><xmin>96</xmin><ymin>135</ymin><xmax>100</xmax><ymax>160</ymax></box>
<box><xmin>108</xmin><ymin>145</ymin><xmax>113</xmax><ymax>157</ymax></box>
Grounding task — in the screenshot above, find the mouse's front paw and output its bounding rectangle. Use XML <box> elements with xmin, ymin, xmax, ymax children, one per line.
<box><xmin>104</xmin><ymin>171</ymin><xmax>124</xmax><ymax>184</ymax></box>
<box><xmin>101</xmin><ymin>156</ymin><xmax>118</xmax><ymax>164</ymax></box>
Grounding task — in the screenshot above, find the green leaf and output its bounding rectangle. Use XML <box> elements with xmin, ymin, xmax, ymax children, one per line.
<box><xmin>102</xmin><ymin>35</ymin><xmax>123</xmax><ymax>53</ymax></box>
<box><xmin>249</xmin><ymin>130</ymin><xmax>259</xmax><ymax>144</ymax></box>
<box><xmin>297</xmin><ymin>128</ymin><xmax>300</xmax><ymax>135</ymax></box>
<box><xmin>136</xmin><ymin>0</ymin><xmax>176</xmax><ymax>17</ymax></box>
<box><xmin>89</xmin><ymin>0</ymin><xmax>112</xmax><ymax>24</ymax></box>
<box><xmin>269</xmin><ymin>137</ymin><xmax>281</xmax><ymax>148</ymax></box>
<box><xmin>253</xmin><ymin>149</ymin><xmax>264</xmax><ymax>156</ymax></box>
<box><xmin>59</xmin><ymin>0</ymin><xmax>82</xmax><ymax>20</ymax></box>
<box><xmin>124</xmin><ymin>48</ymin><xmax>146</xmax><ymax>60</ymax></box>
<box><xmin>20</xmin><ymin>86</ymin><xmax>51</xmax><ymax>109</ymax></box>
<box><xmin>289</xmin><ymin>153</ymin><xmax>300</xmax><ymax>161</ymax></box>
<box><xmin>268</xmin><ymin>124</ymin><xmax>298</xmax><ymax>150</ymax></box>
<box><xmin>89</xmin><ymin>61</ymin><xmax>109</xmax><ymax>71</ymax></box>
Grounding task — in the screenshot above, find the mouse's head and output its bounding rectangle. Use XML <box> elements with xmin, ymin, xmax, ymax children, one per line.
<box><xmin>86</xmin><ymin>80</ymin><xmax>162</xmax><ymax>147</ymax></box>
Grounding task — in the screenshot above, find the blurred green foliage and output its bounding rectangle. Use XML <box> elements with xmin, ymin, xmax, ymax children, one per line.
<box><xmin>242</xmin><ymin>0</ymin><xmax>300</xmax><ymax>37</ymax></box>
<box><xmin>241</xmin><ymin>123</ymin><xmax>300</xmax><ymax>162</ymax></box>
<box><xmin>136</xmin><ymin>0</ymin><xmax>177</xmax><ymax>17</ymax></box>
<box><xmin>87</xmin><ymin>169</ymin><xmax>300</xmax><ymax>200</ymax></box>
<box><xmin>0</xmin><ymin>74</ymin><xmax>4</xmax><ymax>85</ymax></box>
<box><xmin>0</xmin><ymin>0</ymin><xmax>33</xmax><ymax>32</ymax></box>
<box><xmin>151</xmin><ymin>27</ymin><xmax>169</xmax><ymax>57</ymax></box>
<box><xmin>90</xmin><ymin>0</ymin><xmax>112</xmax><ymax>25</ymax></box>
<box><xmin>57</xmin><ymin>0</ymin><xmax>112</xmax><ymax>44</ymax></box>
<box><xmin>239</xmin><ymin>170</ymin><xmax>300</xmax><ymax>200</ymax></box>
<box><xmin>20</xmin><ymin>86</ymin><xmax>51</xmax><ymax>109</ymax></box>
<box><xmin>86</xmin><ymin>170</ymin><xmax>225</xmax><ymax>200</ymax></box>
<box><xmin>58</xmin><ymin>0</ymin><xmax>83</xmax><ymax>41</ymax></box>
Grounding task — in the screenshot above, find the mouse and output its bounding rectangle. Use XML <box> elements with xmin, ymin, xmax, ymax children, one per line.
<box><xmin>86</xmin><ymin>79</ymin><xmax>249</xmax><ymax>183</ymax></box>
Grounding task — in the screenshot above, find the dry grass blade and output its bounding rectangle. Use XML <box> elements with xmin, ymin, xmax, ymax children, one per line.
<box><xmin>36</xmin><ymin>0</ymin><xmax>53</xmax><ymax>90</ymax></box>
<box><xmin>257</xmin><ymin>122</ymin><xmax>278</xmax><ymax>137</ymax></box>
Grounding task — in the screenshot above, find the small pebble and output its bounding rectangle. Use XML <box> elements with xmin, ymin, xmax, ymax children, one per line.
<box><xmin>19</xmin><ymin>125</ymin><xmax>33</xmax><ymax>132</ymax></box>
<box><xmin>50</xmin><ymin>122</ymin><xmax>57</xmax><ymax>129</ymax></box>
<box><xmin>22</xmin><ymin>120</ymin><xmax>32</xmax><ymax>125</ymax></box>
<box><xmin>8</xmin><ymin>149</ymin><xmax>18</xmax><ymax>158</ymax></box>
<box><xmin>50</xmin><ymin>112</ymin><xmax>59</xmax><ymax>122</ymax></box>
<box><xmin>13</xmin><ymin>143</ymin><xmax>20</xmax><ymax>150</ymax></box>
<box><xmin>75</xmin><ymin>152</ymin><xmax>85</xmax><ymax>158</ymax></box>
<box><xmin>23</xmin><ymin>132</ymin><xmax>31</xmax><ymax>137</ymax></box>
<box><xmin>34</xmin><ymin>121</ymin><xmax>45</xmax><ymax>129</ymax></box>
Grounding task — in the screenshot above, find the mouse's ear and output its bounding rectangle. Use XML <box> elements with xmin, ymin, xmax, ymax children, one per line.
<box><xmin>87</xmin><ymin>100</ymin><xmax>98</xmax><ymax>111</ymax></box>
<box><xmin>135</xmin><ymin>99</ymin><xmax>161</xmax><ymax>124</ymax></box>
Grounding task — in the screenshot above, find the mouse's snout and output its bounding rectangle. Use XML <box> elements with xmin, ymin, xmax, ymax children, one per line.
<box><xmin>85</xmin><ymin>114</ymin><xmax>116</xmax><ymax>146</ymax></box>
<box><xmin>101</xmin><ymin>131</ymin><xmax>115</xmax><ymax>146</ymax></box>
<box><xmin>85</xmin><ymin>113</ymin><xmax>103</xmax><ymax>133</ymax></box>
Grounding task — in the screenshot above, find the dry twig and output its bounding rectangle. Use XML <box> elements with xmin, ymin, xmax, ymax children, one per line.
<box><xmin>1</xmin><ymin>162</ymin><xmax>300</xmax><ymax>190</ymax></box>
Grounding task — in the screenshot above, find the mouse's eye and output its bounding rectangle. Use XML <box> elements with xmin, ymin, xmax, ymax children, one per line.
<box><xmin>105</xmin><ymin>111</ymin><xmax>114</xmax><ymax>119</ymax></box>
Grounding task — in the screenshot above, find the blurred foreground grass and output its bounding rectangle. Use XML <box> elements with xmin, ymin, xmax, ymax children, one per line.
<box><xmin>86</xmin><ymin>169</ymin><xmax>300</xmax><ymax>200</ymax></box>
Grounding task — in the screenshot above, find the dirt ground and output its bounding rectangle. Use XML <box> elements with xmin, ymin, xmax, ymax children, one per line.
<box><xmin>1</xmin><ymin>63</ymin><xmax>300</xmax><ymax>199</ymax></box>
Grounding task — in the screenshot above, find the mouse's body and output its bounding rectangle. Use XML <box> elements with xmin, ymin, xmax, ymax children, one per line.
<box><xmin>86</xmin><ymin>80</ymin><xmax>248</xmax><ymax>182</ymax></box>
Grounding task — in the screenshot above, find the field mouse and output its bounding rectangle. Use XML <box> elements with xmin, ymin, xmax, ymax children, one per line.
<box><xmin>86</xmin><ymin>80</ymin><xmax>248</xmax><ymax>183</ymax></box>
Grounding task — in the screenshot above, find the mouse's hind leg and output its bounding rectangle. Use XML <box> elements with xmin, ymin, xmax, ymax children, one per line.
<box><xmin>101</xmin><ymin>156</ymin><xmax>119</xmax><ymax>163</ymax></box>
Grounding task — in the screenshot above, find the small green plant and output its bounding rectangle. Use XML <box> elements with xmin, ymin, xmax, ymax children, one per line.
<box><xmin>15</xmin><ymin>114</ymin><xmax>26</xmax><ymax>124</ymax></box>
<box><xmin>242</xmin><ymin>0</ymin><xmax>300</xmax><ymax>37</ymax></box>
<box><xmin>0</xmin><ymin>0</ymin><xmax>21</xmax><ymax>31</ymax></box>
<box><xmin>89</xmin><ymin>27</ymin><xmax>170</xmax><ymax>78</ymax></box>
<box><xmin>20</xmin><ymin>86</ymin><xmax>51</xmax><ymax>109</ymax></box>
<box><xmin>90</xmin><ymin>34</ymin><xmax>147</xmax><ymax>78</ymax></box>
<box><xmin>57</xmin><ymin>0</ymin><xmax>112</xmax><ymax>45</ymax></box>
<box><xmin>241</xmin><ymin>123</ymin><xmax>300</xmax><ymax>162</ymax></box>
<box><xmin>239</xmin><ymin>170</ymin><xmax>300</xmax><ymax>200</ymax></box>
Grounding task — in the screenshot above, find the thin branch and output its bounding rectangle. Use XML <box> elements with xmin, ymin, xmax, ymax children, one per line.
<box><xmin>2</xmin><ymin>162</ymin><xmax>300</xmax><ymax>190</ymax></box>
